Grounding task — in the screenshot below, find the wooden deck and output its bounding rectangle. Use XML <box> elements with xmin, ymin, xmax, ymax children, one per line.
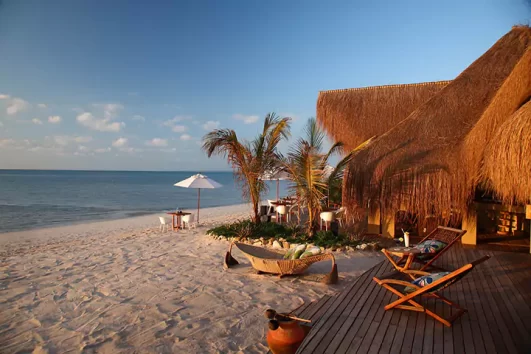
<box><xmin>296</xmin><ymin>245</ymin><xmax>531</xmax><ymax>353</ymax></box>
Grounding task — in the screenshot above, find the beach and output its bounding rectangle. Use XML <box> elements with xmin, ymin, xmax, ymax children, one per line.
<box><xmin>0</xmin><ymin>204</ymin><xmax>382</xmax><ymax>353</ymax></box>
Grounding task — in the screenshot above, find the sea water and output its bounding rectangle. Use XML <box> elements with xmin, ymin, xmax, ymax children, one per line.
<box><xmin>0</xmin><ymin>170</ymin><xmax>288</xmax><ymax>232</ymax></box>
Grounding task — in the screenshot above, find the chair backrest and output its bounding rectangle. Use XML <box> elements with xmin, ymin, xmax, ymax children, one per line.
<box><xmin>426</xmin><ymin>255</ymin><xmax>490</xmax><ymax>293</ymax></box>
<box><xmin>420</xmin><ymin>226</ymin><xmax>467</xmax><ymax>245</ymax></box>
<box><xmin>335</xmin><ymin>207</ymin><xmax>346</xmax><ymax>217</ymax></box>
<box><xmin>320</xmin><ymin>211</ymin><xmax>335</xmax><ymax>222</ymax></box>
<box><xmin>159</xmin><ymin>216</ymin><xmax>166</xmax><ymax>225</ymax></box>
<box><xmin>182</xmin><ymin>214</ymin><xmax>194</xmax><ymax>223</ymax></box>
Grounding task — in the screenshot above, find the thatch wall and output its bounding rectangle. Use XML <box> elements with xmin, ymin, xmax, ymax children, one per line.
<box><xmin>343</xmin><ymin>26</ymin><xmax>531</xmax><ymax>219</ymax></box>
<box><xmin>481</xmin><ymin>100</ymin><xmax>531</xmax><ymax>204</ymax></box>
<box><xmin>317</xmin><ymin>81</ymin><xmax>450</xmax><ymax>150</ymax></box>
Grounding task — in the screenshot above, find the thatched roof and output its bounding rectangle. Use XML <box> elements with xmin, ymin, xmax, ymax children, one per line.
<box><xmin>342</xmin><ymin>25</ymin><xmax>531</xmax><ymax>217</ymax></box>
<box><xmin>481</xmin><ymin>100</ymin><xmax>531</xmax><ymax>204</ymax></box>
<box><xmin>317</xmin><ymin>81</ymin><xmax>450</xmax><ymax>150</ymax></box>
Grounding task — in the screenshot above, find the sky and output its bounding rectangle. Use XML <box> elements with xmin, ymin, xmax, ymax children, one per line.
<box><xmin>0</xmin><ymin>0</ymin><xmax>529</xmax><ymax>171</ymax></box>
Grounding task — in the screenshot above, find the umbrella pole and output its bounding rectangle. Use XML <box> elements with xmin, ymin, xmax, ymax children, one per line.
<box><xmin>197</xmin><ymin>188</ymin><xmax>201</xmax><ymax>224</ymax></box>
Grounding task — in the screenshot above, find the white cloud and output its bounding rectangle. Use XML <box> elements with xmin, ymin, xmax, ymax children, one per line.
<box><xmin>37</xmin><ymin>103</ymin><xmax>47</xmax><ymax>108</ymax></box>
<box><xmin>93</xmin><ymin>103</ymin><xmax>124</xmax><ymax>120</ymax></box>
<box><xmin>171</xmin><ymin>125</ymin><xmax>187</xmax><ymax>133</ymax></box>
<box><xmin>94</xmin><ymin>147</ymin><xmax>111</xmax><ymax>153</ymax></box>
<box><xmin>0</xmin><ymin>138</ymin><xmax>34</xmax><ymax>150</ymax></box>
<box><xmin>163</xmin><ymin>116</ymin><xmax>191</xmax><ymax>133</ymax></box>
<box><xmin>112</xmin><ymin>137</ymin><xmax>128</xmax><ymax>147</ymax></box>
<box><xmin>202</xmin><ymin>120</ymin><xmax>220</xmax><ymax>131</ymax></box>
<box><xmin>0</xmin><ymin>94</ymin><xmax>10</xmax><ymax>99</ymax></box>
<box><xmin>0</xmin><ymin>122</ymin><xmax>3</xmax><ymax>127</ymax></box>
<box><xmin>119</xmin><ymin>147</ymin><xmax>143</xmax><ymax>153</ymax></box>
<box><xmin>233</xmin><ymin>114</ymin><xmax>259</xmax><ymax>124</ymax></box>
<box><xmin>32</xmin><ymin>118</ymin><xmax>43</xmax><ymax>125</ymax></box>
<box><xmin>6</xmin><ymin>97</ymin><xmax>29</xmax><ymax>115</ymax></box>
<box><xmin>160</xmin><ymin>147</ymin><xmax>177</xmax><ymax>153</ymax></box>
<box><xmin>180</xmin><ymin>134</ymin><xmax>192</xmax><ymax>141</ymax></box>
<box><xmin>132</xmin><ymin>115</ymin><xmax>145</xmax><ymax>121</ymax></box>
<box><xmin>280</xmin><ymin>112</ymin><xmax>299</xmax><ymax>122</ymax></box>
<box><xmin>77</xmin><ymin>112</ymin><xmax>125</xmax><ymax>132</ymax></box>
<box><xmin>48</xmin><ymin>115</ymin><xmax>62</xmax><ymax>124</ymax></box>
<box><xmin>53</xmin><ymin>135</ymin><xmax>92</xmax><ymax>146</ymax></box>
<box><xmin>78</xmin><ymin>145</ymin><xmax>89</xmax><ymax>152</ymax></box>
<box><xmin>74</xmin><ymin>136</ymin><xmax>93</xmax><ymax>143</ymax></box>
<box><xmin>0</xmin><ymin>138</ymin><xmax>15</xmax><ymax>147</ymax></box>
<box><xmin>145</xmin><ymin>138</ymin><xmax>168</xmax><ymax>147</ymax></box>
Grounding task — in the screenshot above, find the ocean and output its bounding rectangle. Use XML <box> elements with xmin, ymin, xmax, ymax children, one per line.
<box><xmin>0</xmin><ymin>170</ymin><xmax>289</xmax><ymax>233</ymax></box>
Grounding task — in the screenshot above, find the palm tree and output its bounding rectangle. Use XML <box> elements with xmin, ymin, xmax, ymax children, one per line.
<box><xmin>202</xmin><ymin>113</ymin><xmax>291</xmax><ymax>223</ymax></box>
<box><xmin>282</xmin><ymin>118</ymin><xmax>373</xmax><ymax>236</ymax></box>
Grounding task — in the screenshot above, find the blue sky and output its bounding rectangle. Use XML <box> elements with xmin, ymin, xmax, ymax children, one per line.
<box><xmin>0</xmin><ymin>0</ymin><xmax>529</xmax><ymax>170</ymax></box>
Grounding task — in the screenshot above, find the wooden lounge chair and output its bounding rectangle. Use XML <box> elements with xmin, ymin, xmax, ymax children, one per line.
<box><xmin>382</xmin><ymin>226</ymin><xmax>467</xmax><ymax>272</ymax></box>
<box><xmin>373</xmin><ymin>255</ymin><xmax>490</xmax><ymax>327</ymax></box>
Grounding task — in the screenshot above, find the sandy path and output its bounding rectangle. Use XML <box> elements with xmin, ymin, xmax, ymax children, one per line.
<box><xmin>0</xmin><ymin>205</ymin><xmax>381</xmax><ymax>353</ymax></box>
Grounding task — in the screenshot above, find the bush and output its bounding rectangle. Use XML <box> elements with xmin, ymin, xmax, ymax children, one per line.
<box><xmin>312</xmin><ymin>230</ymin><xmax>349</xmax><ymax>248</ymax></box>
<box><xmin>207</xmin><ymin>219</ymin><xmax>293</xmax><ymax>240</ymax></box>
<box><xmin>208</xmin><ymin>219</ymin><xmax>372</xmax><ymax>249</ymax></box>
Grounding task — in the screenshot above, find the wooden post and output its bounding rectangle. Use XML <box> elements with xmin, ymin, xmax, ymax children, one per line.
<box><xmin>526</xmin><ymin>205</ymin><xmax>531</xmax><ymax>254</ymax></box>
<box><xmin>461</xmin><ymin>208</ymin><xmax>477</xmax><ymax>245</ymax></box>
<box><xmin>197</xmin><ymin>188</ymin><xmax>201</xmax><ymax>223</ymax></box>
<box><xmin>367</xmin><ymin>203</ymin><xmax>381</xmax><ymax>235</ymax></box>
<box><xmin>381</xmin><ymin>209</ymin><xmax>395</xmax><ymax>238</ymax></box>
<box><xmin>276</xmin><ymin>179</ymin><xmax>279</xmax><ymax>201</ymax></box>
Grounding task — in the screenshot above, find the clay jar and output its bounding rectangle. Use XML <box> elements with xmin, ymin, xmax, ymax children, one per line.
<box><xmin>266</xmin><ymin>319</ymin><xmax>306</xmax><ymax>354</ymax></box>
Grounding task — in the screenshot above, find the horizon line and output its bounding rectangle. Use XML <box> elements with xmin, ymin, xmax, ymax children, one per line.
<box><xmin>0</xmin><ymin>168</ymin><xmax>234</xmax><ymax>173</ymax></box>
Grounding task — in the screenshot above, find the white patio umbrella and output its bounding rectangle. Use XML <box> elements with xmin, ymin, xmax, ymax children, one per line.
<box><xmin>262</xmin><ymin>169</ymin><xmax>290</xmax><ymax>201</ymax></box>
<box><xmin>174</xmin><ymin>173</ymin><xmax>222</xmax><ymax>223</ymax></box>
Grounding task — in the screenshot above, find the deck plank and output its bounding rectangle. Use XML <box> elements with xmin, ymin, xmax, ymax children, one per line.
<box><xmin>295</xmin><ymin>244</ymin><xmax>531</xmax><ymax>354</ymax></box>
<box><xmin>297</xmin><ymin>260</ymin><xmax>387</xmax><ymax>353</ymax></box>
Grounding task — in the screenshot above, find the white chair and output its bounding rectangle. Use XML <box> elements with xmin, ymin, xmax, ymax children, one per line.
<box><xmin>334</xmin><ymin>207</ymin><xmax>346</xmax><ymax>227</ymax></box>
<box><xmin>276</xmin><ymin>205</ymin><xmax>288</xmax><ymax>223</ymax></box>
<box><xmin>159</xmin><ymin>216</ymin><xmax>170</xmax><ymax>232</ymax></box>
<box><xmin>320</xmin><ymin>211</ymin><xmax>335</xmax><ymax>231</ymax></box>
<box><xmin>267</xmin><ymin>200</ymin><xmax>277</xmax><ymax>215</ymax></box>
<box><xmin>181</xmin><ymin>214</ymin><xmax>196</xmax><ymax>229</ymax></box>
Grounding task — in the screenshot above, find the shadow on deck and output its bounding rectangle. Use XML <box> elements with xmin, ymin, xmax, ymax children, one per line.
<box><xmin>293</xmin><ymin>244</ymin><xmax>531</xmax><ymax>353</ymax></box>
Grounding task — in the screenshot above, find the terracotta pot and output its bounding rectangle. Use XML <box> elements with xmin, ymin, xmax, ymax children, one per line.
<box><xmin>266</xmin><ymin>319</ymin><xmax>306</xmax><ymax>354</ymax></box>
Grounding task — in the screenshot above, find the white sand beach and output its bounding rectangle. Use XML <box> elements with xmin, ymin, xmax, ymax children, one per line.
<box><xmin>0</xmin><ymin>204</ymin><xmax>382</xmax><ymax>353</ymax></box>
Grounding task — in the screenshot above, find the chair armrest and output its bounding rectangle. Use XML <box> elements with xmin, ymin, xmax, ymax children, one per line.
<box><xmin>402</xmin><ymin>270</ymin><xmax>431</xmax><ymax>276</ymax></box>
<box><xmin>373</xmin><ymin>277</ymin><xmax>419</xmax><ymax>289</ymax></box>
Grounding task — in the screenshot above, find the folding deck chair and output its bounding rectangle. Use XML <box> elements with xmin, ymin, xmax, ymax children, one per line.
<box><xmin>373</xmin><ymin>255</ymin><xmax>490</xmax><ymax>327</ymax></box>
<box><xmin>382</xmin><ymin>226</ymin><xmax>467</xmax><ymax>273</ymax></box>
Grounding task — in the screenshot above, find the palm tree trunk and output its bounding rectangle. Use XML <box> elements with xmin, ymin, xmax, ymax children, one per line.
<box><xmin>250</xmin><ymin>186</ymin><xmax>260</xmax><ymax>224</ymax></box>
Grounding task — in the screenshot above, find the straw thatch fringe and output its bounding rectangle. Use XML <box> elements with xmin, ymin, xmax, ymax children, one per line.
<box><xmin>342</xmin><ymin>26</ymin><xmax>531</xmax><ymax>220</ymax></box>
<box><xmin>317</xmin><ymin>81</ymin><xmax>450</xmax><ymax>150</ymax></box>
<box><xmin>481</xmin><ymin>100</ymin><xmax>531</xmax><ymax>204</ymax></box>
<box><xmin>463</xmin><ymin>42</ymin><xmax>531</xmax><ymax>195</ymax></box>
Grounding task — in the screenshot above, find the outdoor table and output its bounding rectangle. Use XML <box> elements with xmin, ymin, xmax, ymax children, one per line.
<box><xmin>166</xmin><ymin>211</ymin><xmax>192</xmax><ymax>231</ymax></box>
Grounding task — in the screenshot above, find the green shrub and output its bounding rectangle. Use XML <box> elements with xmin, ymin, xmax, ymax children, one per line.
<box><xmin>208</xmin><ymin>219</ymin><xmax>363</xmax><ymax>249</ymax></box>
<box><xmin>207</xmin><ymin>219</ymin><xmax>293</xmax><ymax>240</ymax></box>
<box><xmin>312</xmin><ymin>230</ymin><xmax>348</xmax><ymax>248</ymax></box>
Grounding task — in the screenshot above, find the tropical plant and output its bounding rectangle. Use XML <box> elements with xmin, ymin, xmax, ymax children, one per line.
<box><xmin>282</xmin><ymin>118</ymin><xmax>373</xmax><ymax>236</ymax></box>
<box><xmin>202</xmin><ymin>113</ymin><xmax>291</xmax><ymax>223</ymax></box>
